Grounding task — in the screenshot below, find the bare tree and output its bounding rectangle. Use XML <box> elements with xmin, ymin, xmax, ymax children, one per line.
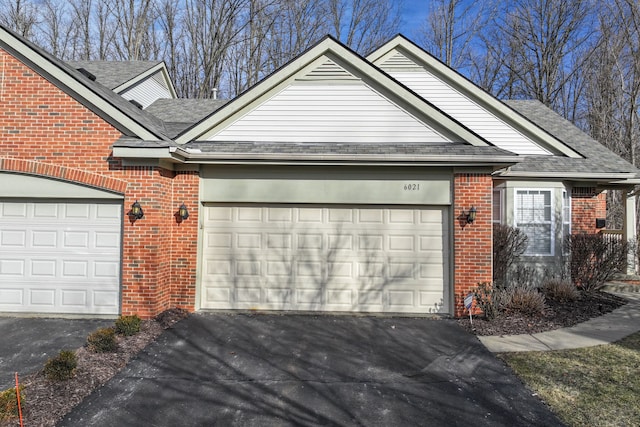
<box><xmin>109</xmin><ymin>0</ymin><xmax>158</xmax><ymax>60</ymax></box>
<box><xmin>0</xmin><ymin>0</ymin><xmax>39</xmax><ymax>38</ymax></box>
<box><xmin>418</xmin><ymin>0</ymin><xmax>488</xmax><ymax>69</ymax></box>
<box><xmin>179</xmin><ymin>0</ymin><xmax>251</xmax><ymax>98</ymax></box>
<box><xmin>494</xmin><ymin>0</ymin><xmax>594</xmax><ymax>108</ymax></box>
<box><xmin>325</xmin><ymin>0</ymin><xmax>401</xmax><ymax>54</ymax></box>
<box><xmin>38</xmin><ymin>0</ymin><xmax>76</xmax><ymax>59</ymax></box>
<box><xmin>582</xmin><ymin>0</ymin><xmax>640</xmax><ymax>229</ymax></box>
<box><xmin>156</xmin><ymin>0</ymin><xmax>183</xmax><ymax>91</ymax></box>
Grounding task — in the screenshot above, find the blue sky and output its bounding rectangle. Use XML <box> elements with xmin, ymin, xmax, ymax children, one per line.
<box><xmin>399</xmin><ymin>0</ymin><xmax>428</xmax><ymax>37</ymax></box>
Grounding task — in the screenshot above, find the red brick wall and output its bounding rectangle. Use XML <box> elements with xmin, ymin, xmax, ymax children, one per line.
<box><xmin>453</xmin><ymin>173</ymin><xmax>493</xmax><ymax>317</ymax></box>
<box><xmin>571</xmin><ymin>187</ymin><xmax>605</xmax><ymax>234</ymax></box>
<box><xmin>0</xmin><ymin>48</ymin><xmax>200</xmax><ymax>318</ymax></box>
<box><xmin>169</xmin><ymin>171</ymin><xmax>199</xmax><ymax>310</ymax></box>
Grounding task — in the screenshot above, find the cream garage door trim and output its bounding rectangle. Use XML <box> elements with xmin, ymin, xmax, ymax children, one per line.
<box><xmin>0</xmin><ymin>201</ymin><xmax>122</xmax><ymax>315</ymax></box>
<box><xmin>200</xmin><ymin>204</ymin><xmax>449</xmax><ymax>314</ymax></box>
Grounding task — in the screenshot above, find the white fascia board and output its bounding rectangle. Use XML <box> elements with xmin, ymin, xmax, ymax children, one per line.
<box><xmin>112</xmin><ymin>145</ymin><xmax>520</xmax><ymax>169</ymax></box>
<box><xmin>368</xmin><ymin>36</ymin><xmax>582</xmax><ymax>159</ymax></box>
<box><xmin>114</xmin><ymin>62</ymin><xmax>177</xmax><ymax>98</ymax></box>
<box><xmin>112</xmin><ymin>146</ymin><xmax>177</xmax><ymax>160</ymax></box>
<box><xmin>175</xmin><ymin>37</ymin><xmax>490</xmax><ymax>147</ymax></box>
<box><xmin>495</xmin><ymin>170</ymin><xmax>637</xmax><ymax>180</ymax></box>
<box><xmin>0</xmin><ymin>27</ymin><xmax>162</xmax><ymax>141</ymax></box>
<box><xmin>179</xmin><ymin>152</ymin><xmax>519</xmax><ymax>164</ymax></box>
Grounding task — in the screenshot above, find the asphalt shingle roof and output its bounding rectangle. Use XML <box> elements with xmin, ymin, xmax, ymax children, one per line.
<box><xmin>66</xmin><ymin>60</ymin><xmax>161</xmax><ymax>90</ymax></box>
<box><xmin>504</xmin><ymin>100</ymin><xmax>640</xmax><ymax>176</ymax></box>
<box><xmin>145</xmin><ymin>99</ymin><xmax>228</xmax><ymax>137</ymax></box>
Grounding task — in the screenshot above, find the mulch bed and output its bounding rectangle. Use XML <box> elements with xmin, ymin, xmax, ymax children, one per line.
<box><xmin>0</xmin><ymin>308</ymin><xmax>189</xmax><ymax>427</ymax></box>
<box><xmin>457</xmin><ymin>291</ymin><xmax>628</xmax><ymax>336</ymax></box>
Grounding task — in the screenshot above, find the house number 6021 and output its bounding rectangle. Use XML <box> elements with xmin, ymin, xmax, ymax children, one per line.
<box><xmin>404</xmin><ymin>184</ymin><xmax>420</xmax><ymax>191</ymax></box>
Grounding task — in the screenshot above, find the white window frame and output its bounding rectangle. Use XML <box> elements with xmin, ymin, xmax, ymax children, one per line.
<box><xmin>562</xmin><ymin>189</ymin><xmax>571</xmax><ymax>255</ymax></box>
<box><xmin>493</xmin><ymin>188</ymin><xmax>505</xmax><ymax>224</ymax></box>
<box><xmin>514</xmin><ymin>188</ymin><xmax>555</xmax><ymax>256</ymax></box>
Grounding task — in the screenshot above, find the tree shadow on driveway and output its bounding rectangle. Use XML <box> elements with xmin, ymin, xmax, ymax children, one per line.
<box><xmin>60</xmin><ymin>314</ymin><xmax>562</xmax><ymax>426</ymax></box>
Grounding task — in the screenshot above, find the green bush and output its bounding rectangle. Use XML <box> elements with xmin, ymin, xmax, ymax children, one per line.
<box><xmin>0</xmin><ymin>386</ymin><xmax>23</xmax><ymax>421</ymax></box>
<box><xmin>43</xmin><ymin>349</ymin><xmax>77</xmax><ymax>381</ymax></box>
<box><xmin>115</xmin><ymin>314</ymin><xmax>142</xmax><ymax>336</ymax></box>
<box><xmin>503</xmin><ymin>285</ymin><xmax>546</xmax><ymax>316</ymax></box>
<box><xmin>542</xmin><ymin>278</ymin><xmax>579</xmax><ymax>302</ymax></box>
<box><xmin>87</xmin><ymin>327</ymin><xmax>117</xmax><ymax>353</ymax></box>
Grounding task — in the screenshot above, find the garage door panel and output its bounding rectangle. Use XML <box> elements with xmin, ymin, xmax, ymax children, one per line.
<box><xmin>0</xmin><ymin>288</ymin><xmax>23</xmax><ymax>304</ymax></box>
<box><xmin>1</xmin><ymin>230</ymin><xmax>26</xmax><ymax>247</ymax></box>
<box><xmin>267</xmin><ymin>233</ymin><xmax>292</xmax><ymax>249</ymax></box>
<box><xmin>1</xmin><ymin>203</ymin><xmax>27</xmax><ymax>217</ymax></box>
<box><xmin>201</xmin><ymin>204</ymin><xmax>449</xmax><ymax>314</ymax></box>
<box><xmin>31</xmin><ymin>289</ymin><xmax>56</xmax><ymax>306</ymax></box>
<box><xmin>0</xmin><ymin>201</ymin><xmax>121</xmax><ymax>314</ymax></box>
<box><xmin>299</xmin><ymin>208</ymin><xmax>323</xmax><ymax>222</ymax></box>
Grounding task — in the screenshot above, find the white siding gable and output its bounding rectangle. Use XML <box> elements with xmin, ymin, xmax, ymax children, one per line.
<box><xmin>208</xmin><ymin>58</ymin><xmax>452</xmax><ymax>144</ymax></box>
<box><xmin>380</xmin><ymin>51</ymin><xmax>551</xmax><ymax>155</ymax></box>
<box><xmin>120</xmin><ymin>70</ymin><xmax>173</xmax><ymax>109</ymax></box>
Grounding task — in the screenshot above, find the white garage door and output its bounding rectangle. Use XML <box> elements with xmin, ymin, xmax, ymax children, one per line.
<box><xmin>0</xmin><ymin>201</ymin><xmax>121</xmax><ymax>315</ymax></box>
<box><xmin>200</xmin><ymin>204</ymin><xmax>449</xmax><ymax>314</ymax></box>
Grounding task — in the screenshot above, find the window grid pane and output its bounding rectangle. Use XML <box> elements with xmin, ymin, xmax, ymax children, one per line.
<box><xmin>516</xmin><ymin>189</ymin><xmax>553</xmax><ymax>255</ymax></box>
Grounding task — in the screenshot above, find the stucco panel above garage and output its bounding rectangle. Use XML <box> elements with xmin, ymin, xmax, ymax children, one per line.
<box><xmin>201</xmin><ymin>166</ymin><xmax>452</xmax><ymax>205</ymax></box>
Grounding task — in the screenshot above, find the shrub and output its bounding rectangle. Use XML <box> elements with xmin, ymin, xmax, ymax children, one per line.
<box><xmin>87</xmin><ymin>327</ymin><xmax>117</xmax><ymax>353</ymax></box>
<box><xmin>115</xmin><ymin>314</ymin><xmax>142</xmax><ymax>336</ymax></box>
<box><xmin>493</xmin><ymin>224</ymin><xmax>528</xmax><ymax>288</ymax></box>
<box><xmin>567</xmin><ymin>233</ymin><xmax>627</xmax><ymax>293</ymax></box>
<box><xmin>472</xmin><ymin>282</ymin><xmax>504</xmax><ymax>320</ymax></box>
<box><xmin>503</xmin><ymin>285</ymin><xmax>546</xmax><ymax>316</ymax></box>
<box><xmin>0</xmin><ymin>386</ymin><xmax>23</xmax><ymax>421</ymax></box>
<box><xmin>43</xmin><ymin>349</ymin><xmax>77</xmax><ymax>381</ymax></box>
<box><xmin>542</xmin><ymin>278</ymin><xmax>578</xmax><ymax>302</ymax></box>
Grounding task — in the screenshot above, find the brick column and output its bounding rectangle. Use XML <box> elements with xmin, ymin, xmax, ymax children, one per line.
<box><xmin>453</xmin><ymin>173</ymin><xmax>493</xmax><ymax>317</ymax></box>
<box><xmin>170</xmin><ymin>171</ymin><xmax>199</xmax><ymax>310</ymax></box>
<box><xmin>120</xmin><ymin>167</ymin><xmax>174</xmax><ymax>317</ymax></box>
<box><xmin>571</xmin><ymin>187</ymin><xmax>605</xmax><ymax>234</ymax></box>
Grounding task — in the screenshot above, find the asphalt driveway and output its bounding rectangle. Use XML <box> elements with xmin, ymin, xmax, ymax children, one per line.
<box><xmin>0</xmin><ymin>317</ymin><xmax>112</xmax><ymax>389</ymax></box>
<box><xmin>59</xmin><ymin>314</ymin><xmax>562</xmax><ymax>426</ymax></box>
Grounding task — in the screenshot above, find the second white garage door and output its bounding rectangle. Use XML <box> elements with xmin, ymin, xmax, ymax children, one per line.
<box><xmin>200</xmin><ymin>204</ymin><xmax>449</xmax><ymax>314</ymax></box>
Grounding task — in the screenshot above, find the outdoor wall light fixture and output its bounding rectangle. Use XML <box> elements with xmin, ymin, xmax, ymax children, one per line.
<box><xmin>178</xmin><ymin>203</ymin><xmax>189</xmax><ymax>221</ymax></box>
<box><xmin>131</xmin><ymin>200</ymin><xmax>144</xmax><ymax>220</ymax></box>
<box><xmin>465</xmin><ymin>206</ymin><xmax>477</xmax><ymax>224</ymax></box>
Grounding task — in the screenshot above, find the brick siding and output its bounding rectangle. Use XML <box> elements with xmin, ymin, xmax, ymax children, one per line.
<box><xmin>571</xmin><ymin>187</ymin><xmax>606</xmax><ymax>235</ymax></box>
<box><xmin>0</xmin><ymin>48</ymin><xmax>198</xmax><ymax>318</ymax></box>
<box><xmin>453</xmin><ymin>173</ymin><xmax>493</xmax><ymax>317</ymax></box>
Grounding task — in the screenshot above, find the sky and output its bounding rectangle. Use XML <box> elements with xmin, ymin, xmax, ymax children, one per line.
<box><xmin>399</xmin><ymin>0</ymin><xmax>428</xmax><ymax>38</ymax></box>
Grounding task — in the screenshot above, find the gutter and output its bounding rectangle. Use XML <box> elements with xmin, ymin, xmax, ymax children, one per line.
<box><xmin>495</xmin><ymin>169</ymin><xmax>638</xmax><ymax>180</ymax></box>
<box><xmin>112</xmin><ymin>144</ymin><xmax>521</xmax><ymax>168</ymax></box>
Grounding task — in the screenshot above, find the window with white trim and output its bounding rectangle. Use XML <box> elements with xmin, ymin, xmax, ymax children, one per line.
<box><xmin>493</xmin><ymin>188</ymin><xmax>504</xmax><ymax>224</ymax></box>
<box><xmin>562</xmin><ymin>190</ymin><xmax>571</xmax><ymax>255</ymax></box>
<box><xmin>515</xmin><ymin>189</ymin><xmax>554</xmax><ymax>255</ymax></box>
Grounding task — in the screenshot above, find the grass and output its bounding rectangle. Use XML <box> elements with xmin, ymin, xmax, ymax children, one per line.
<box><xmin>500</xmin><ymin>332</ymin><xmax>640</xmax><ymax>427</ymax></box>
